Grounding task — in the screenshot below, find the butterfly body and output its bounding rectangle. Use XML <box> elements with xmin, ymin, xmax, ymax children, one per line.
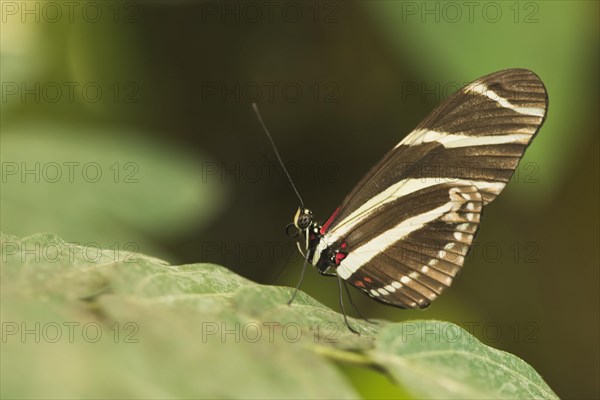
<box><xmin>290</xmin><ymin>68</ymin><xmax>548</xmax><ymax>310</ymax></box>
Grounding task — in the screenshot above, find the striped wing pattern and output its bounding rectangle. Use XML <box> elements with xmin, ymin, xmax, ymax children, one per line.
<box><xmin>320</xmin><ymin>69</ymin><xmax>548</xmax><ymax>307</ymax></box>
<box><xmin>338</xmin><ymin>184</ymin><xmax>482</xmax><ymax>308</ymax></box>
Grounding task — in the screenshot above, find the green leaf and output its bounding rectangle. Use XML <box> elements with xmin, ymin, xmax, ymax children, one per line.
<box><xmin>371</xmin><ymin>322</ymin><xmax>558</xmax><ymax>399</ymax></box>
<box><xmin>1</xmin><ymin>233</ymin><xmax>557</xmax><ymax>399</ymax></box>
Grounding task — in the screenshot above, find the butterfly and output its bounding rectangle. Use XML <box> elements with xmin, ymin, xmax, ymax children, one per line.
<box><xmin>255</xmin><ymin>68</ymin><xmax>548</xmax><ymax>325</ymax></box>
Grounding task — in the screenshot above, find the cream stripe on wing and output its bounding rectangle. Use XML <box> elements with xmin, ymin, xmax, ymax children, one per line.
<box><xmin>400</xmin><ymin>129</ymin><xmax>532</xmax><ymax>148</ymax></box>
<box><xmin>467</xmin><ymin>82</ymin><xmax>545</xmax><ymax>117</ymax></box>
<box><xmin>337</xmin><ymin>202</ymin><xmax>454</xmax><ymax>280</ymax></box>
<box><xmin>324</xmin><ymin>178</ymin><xmax>503</xmax><ymax>244</ymax></box>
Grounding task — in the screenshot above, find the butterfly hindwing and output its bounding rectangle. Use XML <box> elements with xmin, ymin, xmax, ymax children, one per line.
<box><xmin>336</xmin><ymin>184</ymin><xmax>482</xmax><ymax>308</ymax></box>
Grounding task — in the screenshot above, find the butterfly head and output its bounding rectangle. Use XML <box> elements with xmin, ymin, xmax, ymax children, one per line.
<box><xmin>293</xmin><ymin>207</ymin><xmax>314</xmax><ymax>231</ymax></box>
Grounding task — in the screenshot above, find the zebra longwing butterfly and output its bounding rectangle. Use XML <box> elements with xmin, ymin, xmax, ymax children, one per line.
<box><xmin>258</xmin><ymin>68</ymin><xmax>548</xmax><ymax>313</ymax></box>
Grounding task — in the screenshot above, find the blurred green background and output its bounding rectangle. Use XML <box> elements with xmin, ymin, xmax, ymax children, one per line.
<box><xmin>1</xmin><ymin>1</ymin><xmax>598</xmax><ymax>398</ymax></box>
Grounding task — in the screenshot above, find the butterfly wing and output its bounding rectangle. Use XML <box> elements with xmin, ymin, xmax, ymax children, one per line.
<box><xmin>320</xmin><ymin>69</ymin><xmax>548</xmax><ymax>307</ymax></box>
<box><xmin>337</xmin><ymin>184</ymin><xmax>482</xmax><ymax>308</ymax></box>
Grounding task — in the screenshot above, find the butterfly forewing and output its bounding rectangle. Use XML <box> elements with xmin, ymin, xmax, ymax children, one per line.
<box><xmin>318</xmin><ymin>68</ymin><xmax>548</xmax><ymax>307</ymax></box>
<box><xmin>330</xmin><ymin>68</ymin><xmax>547</xmax><ymax>227</ymax></box>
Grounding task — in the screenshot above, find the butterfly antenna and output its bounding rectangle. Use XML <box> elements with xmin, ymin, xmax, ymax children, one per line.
<box><xmin>252</xmin><ymin>103</ymin><xmax>304</xmax><ymax>208</ymax></box>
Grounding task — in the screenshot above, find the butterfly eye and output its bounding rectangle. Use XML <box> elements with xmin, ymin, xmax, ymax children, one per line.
<box><xmin>297</xmin><ymin>209</ymin><xmax>313</xmax><ymax>229</ymax></box>
<box><xmin>293</xmin><ymin>208</ymin><xmax>313</xmax><ymax>230</ymax></box>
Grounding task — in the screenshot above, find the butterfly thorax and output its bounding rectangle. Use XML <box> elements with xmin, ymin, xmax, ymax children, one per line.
<box><xmin>292</xmin><ymin>207</ymin><xmax>349</xmax><ymax>275</ymax></box>
<box><xmin>304</xmin><ymin>222</ymin><xmax>348</xmax><ymax>275</ymax></box>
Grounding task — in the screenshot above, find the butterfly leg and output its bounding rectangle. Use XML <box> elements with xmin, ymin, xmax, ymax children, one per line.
<box><xmin>317</xmin><ymin>268</ymin><xmax>337</xmax><ymax>277</ymax></box>
<box><xmin>271</xmin><ymin>241</ymin><xmax>306</xmax><ymax>285</ymax></box>
<box><xmin>342</xmin><ymin>280</ymin><xmax>378</xmax><ymax>325</ymax></box>
<box><xmin>270</xmin><ymin>263</ymin><xmax>288</xmax><ymax>285</ymax></box>
<box><xmin>336</xmin><ymin>274</ymin><xmax>359</xmax><ymax>335</ymax></box>
<box><xmin>287</xmin><ymin>244</ymin><xmax>310</xmax><ymax>305</ymax></box>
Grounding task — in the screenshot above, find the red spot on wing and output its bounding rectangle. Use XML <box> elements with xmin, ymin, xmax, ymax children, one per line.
<box><xmin>320</xmin><ymin>207</ymin><xmax>341</xmax><ymax>235</ymax></box>
<box><xmin>355</xmin><ymin>280</ymin><xmax>365</xmax><ymax>288</ymax></box>
<box><xmin>340</xmin><ymin>242</ymin><xmax>347</xmax><ymax>249</ymax></box>
<box><xmin>364</xmin><ymin>277</ymin><xmax>373</xmax><ymax>283</ymax></box>
<box><xmin>335</xmin><ymin>253</ymin><xmax>346</xmax><ymax>265</ymax></box>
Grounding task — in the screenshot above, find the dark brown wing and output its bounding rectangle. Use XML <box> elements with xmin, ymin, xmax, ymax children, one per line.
<box><xmin>336</xmin><ymin>184</ymin><xmax>482</xmax><ymax>308</ymax></box>
<box><xmin>320</xmin><ymin>69</ymin><xmax>548</xmax><ymax>308</ymax></box>
<box><xmin>324</xmin><ymin>68</ymin><xmax>548</xmax><ymax>237</ymax></box>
